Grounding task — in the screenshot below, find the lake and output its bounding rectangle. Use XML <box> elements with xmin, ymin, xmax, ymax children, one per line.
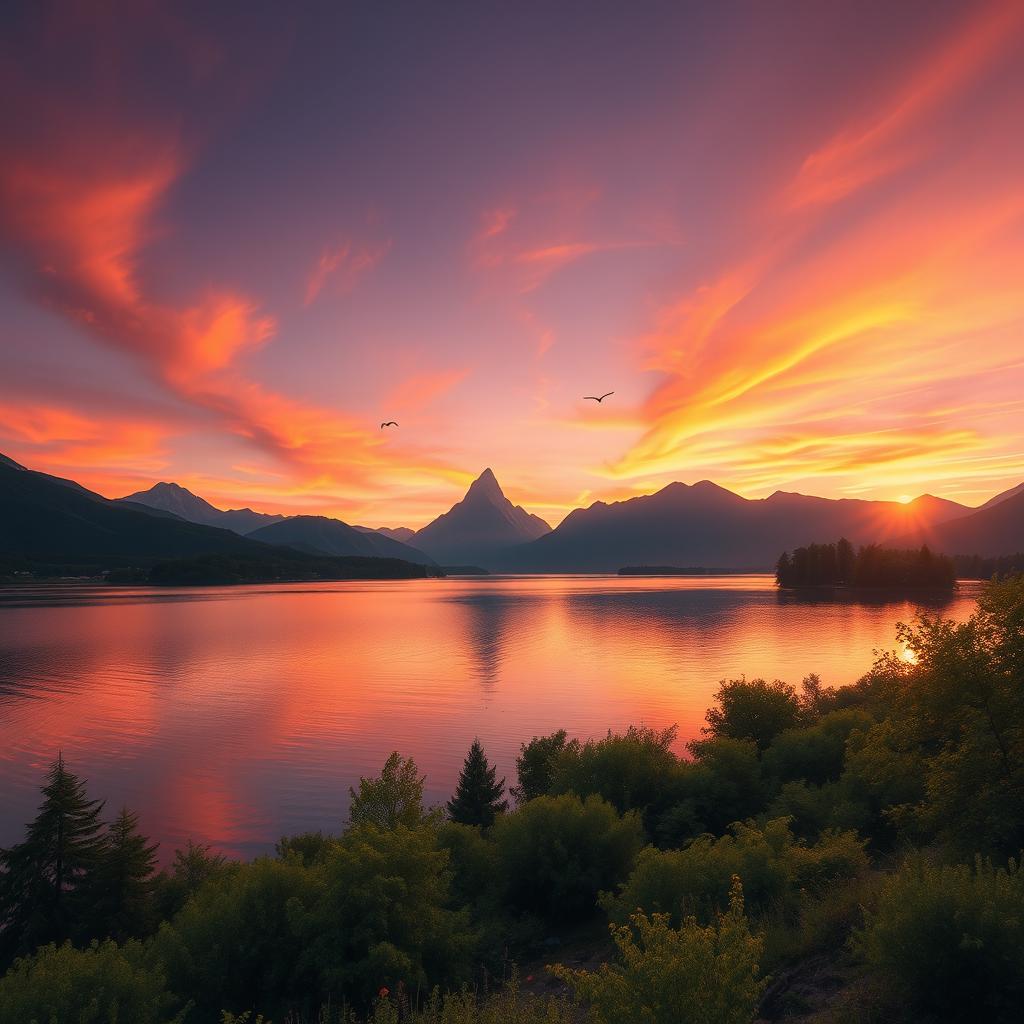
<box><xmin>0</xmin><ymin>575</ymin><xmax>982</xmax><ymax>859</ymax></box>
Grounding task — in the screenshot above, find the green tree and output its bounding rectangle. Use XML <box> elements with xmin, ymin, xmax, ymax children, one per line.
<box><xmin>511</xmin><ymin>730</ymin><xmax>570</xmax><ymax>803</ymax></box>
<box><xmin>703</xmin><ymin>678</ymin><xmax>801</xmax><ymax>752</ymax></box>
<box><xmin>348</xmin><ymin>752</ymin><xmax>429</xmax><ymax>830</ymax></box>
<box><xmin>90</xmin><ymin>808</ymin><xmax>159</xmax><ymax>943</ymax></box>
<box><xmin>492</xmin><ymin>794</ymin><xmax>643</xmax><ymax>921</ymax></box>
<box><xmin>447</xmin><ymin>739</ymin><xmax>508</xmax><ymax>828</ymax></box>
<box><xmin>861</xmin><ymin>575</ymin><xmax>1024</xmax><ymax>854</ymax></box>
<box><xmin>0</xmin><ymin>938</ymin><xmax>184</xmax><ymax>1024</ymax></box>
<box><xmin>0</xmin><ymin>755</ymin><xmax>108</xmax><ymax>959</ymax></box>
<box><xmin>555</xmin><ymin>878</ymin><xmax>765</xmax><ymax>1024</ymax></box>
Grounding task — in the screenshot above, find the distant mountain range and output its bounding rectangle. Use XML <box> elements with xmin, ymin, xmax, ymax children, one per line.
<box><xmin>247</xmin><ymin>516</ymin><xmax>435</xmax><ymax>565</ymax></box>
<box><xmin>412</xmin><ymin>468</ymin><xmax>551</xmax><ymax>566</ymax></box>
<box><xmin>119</xmin><ymin>482</ymin><xmax>285</xmax><ymax>535</ymax></box>
<box><xmin>4</xmin><ymin>451</ymin><xmax>1023</xmax><ymax>575</ymax></box>
<box><xmin>506</xmin><ymin>482</ymin><xmax>984</xmax><ymax>572</ymax></box>
<box><xmin>0</xmin><ymin>459</ymin><xmax>432</xmax><ymax>580</ymax></box>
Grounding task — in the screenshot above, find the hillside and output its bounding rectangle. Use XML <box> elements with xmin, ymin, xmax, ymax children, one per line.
<box><xmin>118</xmin><ymin>482</ymin><xmax>284</xmax><ymax>535</ymax></box>
<box><xmin>248</xmin><ymin>516</ymin><xmax>436</xmax><ymax>565</ymax></box>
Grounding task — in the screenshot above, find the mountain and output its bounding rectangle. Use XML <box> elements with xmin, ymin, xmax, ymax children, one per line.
<box><xmin>413</xmin><ymin>469</ymin><xmax>551</xmax><ymax>567</ymax></box>
<box><xmin>0</xmin><ymin>453</ymin><xmax>27</xmax><ymax>471</ymax></box>
<box><xmin>355</xmin><ymin>525</ymin><xmax>417</xmax><ymax>543</ymax></box>
<box><xmin>509</xmin><ymin>481</ymin><xmax>973</xmax><ymax>572</ymax></box>
<box><xmin>896</xmin><ymin>489</ymin><xmax>1024</xmax><ymax>557</ymax></box>
<box><xmin>978</xmin><ymin>480</ymin><xmax>1024</xmax><ymax>511</ymax></box>
<box><xmin>0</xmin><ymin>459</ymin><xmax>276</xmax><ymax>568</ymax></box>
<box><xmin>118</xmin><ymin>482</ymin><xmax>284</xmax><ymax>535</ymax></box>
<box><xmin>248</xmin><ymin>516</ymin><xmax>436</xmax><ymax>565</ymax></box>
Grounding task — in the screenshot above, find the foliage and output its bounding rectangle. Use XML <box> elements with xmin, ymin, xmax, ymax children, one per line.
<box><xmin>154</xmin><ymin>840</ymin><xmax>232</xmax><ymax>923</ymax></box>
<box><xmin>776</xmin><ymin>540</ymin><xmax>954</xmax><ymax>589</ymax></box>
<box><xmin>763</xmin><ymin>709</ymin><xmax>873</xmax><ymax>786</ymax></box>
<box><xmin>276</xmin><ymin>830</ymin><xmax>332</xmax><ymax>866</ymax></box>
<box><xmin>954</xmin><ymin>553</ymin><xmax>1024</xmax><ymax>579</ymax></box>
<box><xmin>555</xmin><ymin>878</ymin><xmax>765</xmax><ymax>1024</ymax></box>
<box><xmin>679</xmin><ymin>738</ymin><xmax>767</xmax><ymax>837</ymax></box>
<box><xmin>365</xmin><ymin>977</ymin><xmax>576</xmax><ymax>1023</ymax></box>
<box><xmin>856</xmin><ymin>575</ymin><xmax>1024</xmax><ymax>855</ymax></box>
<box><xmin>152</xmin><ymin>853</ymin><xmax>319</xmax><ymax>1020</ymax></box>
<box><xmin>349</xmin><ymin>752</ymin><xmax>432</xmax><ymax>831</ymax></box>
<box><xmin>92</xmin><ymin>807</ymin><xmax>159</xmax><ymax>942</ymax></box>
<box><xmin>0</xmin><ymin>938</ymin><xmax>184</xmax><ymax>1024</ymax></box>
<box><xmin>447</xmin><ymin>740</ymin><xmax>508</xmax><ymax>828</ymax></box>
<box><xmin>603</xmin><ymin>818</ymin><xmax>866</xmax><ymax>927</ymax></box>
<box><xmin>510</xmin><ymin>730</ymin><xmax>569</xmax><ymax>804</ymax></box>
<box><xmin>492</xmin><ymin>795</ymin><xmax>643</xmax><ymax>921</ymax></box>
<box><xmin>703</xmin><ymin>678</ymin><xmax>801</xmax><ymax>752</ymax></box>
<box><xmin>293</xmin><ymin>823</ymin><xmax>475</xmax><ymax>1008</ymax></box>
<box><xmin>0</xmin><ymin>756</ymin><xmax>108</xmax><ymax>959</ymax></box>
<box><xmin>548</xmin><ymin>725</ymin><xmax>688</xmax><ymax>838</ymax></box>
<box><xmin>855</xmin><ymin>856</ymin><xmax>1024</xmax><ymax>1023</ymax></box>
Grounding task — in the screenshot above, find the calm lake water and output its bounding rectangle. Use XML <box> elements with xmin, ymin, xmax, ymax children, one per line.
<box><xmin>0</xmin><ymin>575</ymin><xmax>982</xmax><ymax>859</ymax></box>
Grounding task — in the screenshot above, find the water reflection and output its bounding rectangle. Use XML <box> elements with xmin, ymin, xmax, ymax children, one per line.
<box><xmin>0</xmin><ymin>576</ymin><xmax>983</xmax><ymax>859</ymax></box>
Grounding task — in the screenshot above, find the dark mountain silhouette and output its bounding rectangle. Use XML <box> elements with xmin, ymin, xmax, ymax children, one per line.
<box><xmin>508</xmin><ymin>481</ymin><xmax>973</xmax><ymax>572</ymax></box>
<box><xmin>0</xmin><ymin>459</ymin><xmax>275</xmax><ymax>568</ymax></box>
<box><xmin>896</xmin><ymin>488</ymin><xmax>1024</xmax><ymax>557</ymax></box>
<box><xmin>355</xmin><ymin>525</ymin><xmax>417</xmax><ymax>543</ymax></box>
<box><xmin>0</xmin><ymin>457</ymin><xmax>434</xmax><ymax>581</ymax></box>
<box><xmin>248</xmin><ymin>516</ymin><xmax>436</xmax><ymax>565</ymax></box>
<box><xmin>977</xmin><ymin>480</ymin><xmax>1024</xmax><ymax>511</ymax></box>
<box><xmin>0</xmin><ymin>453</ymin><xmax>27</xmax><ymax>471</ymax></box>
<box><xmin>118</xmin><ymin>481</ymin><xmax>284</xmax><ymax>535</ymax></box>
<box><xmin>413</xmin><ymin>469</ymin><xmax>551</xmax><ymax>566</ymax></box>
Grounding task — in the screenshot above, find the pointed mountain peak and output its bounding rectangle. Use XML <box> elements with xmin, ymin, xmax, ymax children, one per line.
<box><xmin>465</xmin><ymin>468</ymin><xmax>503</xmax><ymax>501</ymax></box>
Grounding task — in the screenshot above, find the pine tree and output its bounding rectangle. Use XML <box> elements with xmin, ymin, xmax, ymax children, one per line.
<box><xmin>92</xmin><ymin>807</ymin><xmax>159</xmax><ymax>942</ymax></box>
<box><xmin>0</xmin><ymin>755</ymin><xmax>107</xmax><ymax>958</ymax></box>
<box><xmin>446</xmin><ymin>739</ymin><xmax>508</xmax><ymax>828</ymax></box>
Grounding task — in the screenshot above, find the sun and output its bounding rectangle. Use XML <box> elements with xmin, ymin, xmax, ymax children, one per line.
<box><xmin>897</xmin><ymin>494</ymin><xmax>912</xmax><ymax>504</ymax></box>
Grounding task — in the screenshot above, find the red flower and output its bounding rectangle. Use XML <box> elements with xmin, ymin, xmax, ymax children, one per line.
<box><xmin>379</xmin><ymin>986</ymin><xmax>390</xmax><ymax>998</ymax></box>
<box><xmin>526</xmin><ymin>975</ymin><xmax>534</xmax><ymax>982</ymax></box>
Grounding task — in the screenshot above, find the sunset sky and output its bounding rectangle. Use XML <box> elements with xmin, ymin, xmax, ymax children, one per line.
<box><xmin>2</xmin><ymin>0</ymin><xmax>1023</xmax><ymax>527</ymax></box>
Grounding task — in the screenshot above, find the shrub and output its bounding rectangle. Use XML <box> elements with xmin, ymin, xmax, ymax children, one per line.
<box><xmin>555</xmin><ymin>878</ymin><xmax>765</xmax><ymax>1024</ymax></box>
<box><xmin>548</xmin><ymin>725</ymin><xmax>687</xmax><ymax>835</ymax></box>
<box><xmin>703</xmin><ymin>678</ymin><xmax>801</xmax><ymax>751</ymax></box>
<box><xmin>681</xmin><ymin>737</ymin><xmax>767</xmax><ymax>836</ymax></box>
<box><xmin>492</xmin><ymin>794</ymin><xmax>643</xmax><ymax>921</ymax></box>
<box><xmin>153</xmin><ymin>854</ymin><xmax>318</xmax><ymax>1020</ymax></box>
<box><xmin>293</xmin><ymin>823</ymin><xmax>475</xmax><ymax>1007</ymax></box>
<box><xmin>0</xmin><ymin>938</ymin><xmax>183</xmax><ymax>1024</ymax></box>
<box><xmin>349</xmin><ymin>752</ymin><xmax>432</xmax><ymax>830</ymax></box>
<box><xmin>603</xmin><ymin>818</ymin><xmax>867</xmax><ymax>926</ymax></box>
<box><xmin>855</xmin><ymin>856</ymin><xmax>1024</xmax><ymax>1023</ymax></box>
<box><xmin>367</xmin><ymin>978</ymin><xmax>577</xmax><ymax>1023</ymax></box>
<box><xmin>511</xmin><ymin>730</ymin><xmax>570</xmax><ymax>804</ymax></box>
<box><xmin>763</xmin><ymin>709</ymin><xmax>873</xmax><ymax>786</ymax></box>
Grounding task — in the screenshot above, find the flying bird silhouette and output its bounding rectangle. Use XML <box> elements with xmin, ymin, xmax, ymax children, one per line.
<box><xmin>380</xmin><ymin>421</ymin><xmax>398</xmax><ymax>429</ymax></box>
<box><xmin>584</xmin><ymin>392</ymin><xmax>614</xmax><ymax>403</ymax></box>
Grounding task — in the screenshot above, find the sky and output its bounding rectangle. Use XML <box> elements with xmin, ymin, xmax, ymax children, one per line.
<box><xmin>1</xmin><ymin>0</ymin><xmax>1023</xmax><ymax>528</ymax></box>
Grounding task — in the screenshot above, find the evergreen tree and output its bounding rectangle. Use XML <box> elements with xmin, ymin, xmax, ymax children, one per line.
<box><xmin>93</xmin><ymin>807</ymin><xmax>158</xmax><ymax>942</ymax></box>
<box><xmin>0</xmin><ymin>755</ymin><xmax>107</xmax><ymax>959</ymax></box>
<box><xmin>447</xmin><ymin>739</ymin><xmax>508</xmax><ymax>828</ymax></box>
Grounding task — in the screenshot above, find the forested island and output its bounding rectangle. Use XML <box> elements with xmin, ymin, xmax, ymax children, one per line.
<box><xmin>775</xmin><ymin>538</ymin><xmax>955</xmax><ymax>589</ymax></box>
<box><xmin>618</xmin><ymin>566</ymin><xmax>714</xmax><ymax>576</ymax></box>
<box><xmin>0</xmin><ymin>575</ymin><xmax>1021</xmax><ymax>1022</ymax></box>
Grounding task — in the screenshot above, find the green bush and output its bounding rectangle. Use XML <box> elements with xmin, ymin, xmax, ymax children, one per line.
<box><xmin>153</xmin><ymin>854</ymin><xmax>318</xmax><ymax>1020</ymax></box>
<box><xmin>603</xmin><ymin>818</ymin><xmax>867</xmax><ymax>926</ymax></box>
<box><xmin>855</xmin><ymin>856</ymin><xmax>1024</xmax><ymax>1023</ymax></box>
<box><xmin>366</xmin><ymin>979</ymin><xmax>576</xmax><ymax>1023</ymax></box>
<box><xmin>680</xmin><ymin>738</ymin><xmax>767</xmax><ymax>836</ymax></box>
<box><xmin>555</xmin><ymin>878</ymin><xmax>765</xmax><ymax>1024</ymax></box>
<box><xmin>763</xmin><ymin>709</ymin><xmax>873</xmax><ymax>786</ymax></box>
<box><xmin>492</xmin><ymin>794</ymin><xmax>643</xmax><ymax>921</ymax></box>
<box><xmin>0</xmin><ymin>939</ymin><xmax>183</xmax><ymax>1024</ymax></box>
<box><xmin>293</xmin><ymin>823</ymin><xmax>475</xmax><ymax>1007</ymax></box>
<box><xmin>703</xmin><ymin>678</ymin><xmax>802</xmax><ymax>751</ymax></box>
<box><xmin>511</xmin><ymin>730</ymin><xmax>570</xmax><ymax>804</ymax></box>
<box><xmin>548</xmin><ymin>725</ymin><xmax>687</xmax><ymax>834</ymax></box>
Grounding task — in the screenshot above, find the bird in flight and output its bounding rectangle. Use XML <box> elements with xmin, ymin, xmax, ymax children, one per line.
<box><xmin>380</xmin><ymin>420</ymin><xmax>398</xmax><ymax>429</ymax></box>
<box><xmin>584</xmin><ymin>392</ymin><xmax>614</xmax><ymax>403</ymax></box>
